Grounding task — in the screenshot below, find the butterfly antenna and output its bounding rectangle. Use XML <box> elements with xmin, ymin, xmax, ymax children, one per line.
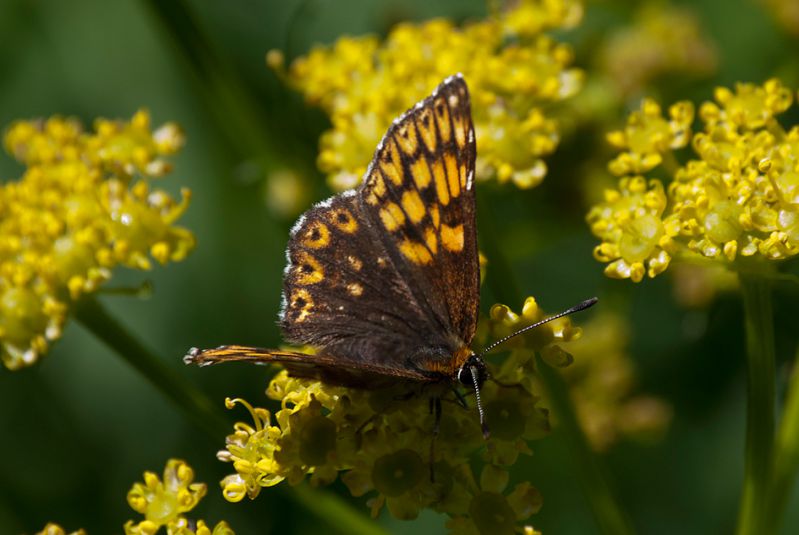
<box><xmin>470</xmin><ymin>365</ymin><xmax>490</xmax><ymax>439</ymax></box>
<box><xmin>478</xmin><ymin>297</ymin><xmax>598</xmax><ymax>357</ymax></box>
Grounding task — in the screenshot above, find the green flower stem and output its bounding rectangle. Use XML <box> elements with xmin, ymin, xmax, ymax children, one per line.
<box><xmin>290</xmin><ymin>485</ymin><xmax>390</xmax><ymax>535</ymax></box>
<box><xmin>74</xmin><ymin>295</ymin><xmax>230</xmax><ymax>439</ymax></box>
<box><xmin>736</xmin><ymin>274</ymin><xmax>776</xmax><ymax>535</ymax></box>
<box><xmin>768</xmin><ymin>346</ymin><xmax>799</xmax><ymax>533</ymax></box>
<box><xmin>141</xmin><ymin>0</ymin><xmax>314</xmax><ymax>177</ymax></box>
<box><xmin>536</xmin><ymin>353</ymin><xmax>635</xmax><ymax>535</ymax></box>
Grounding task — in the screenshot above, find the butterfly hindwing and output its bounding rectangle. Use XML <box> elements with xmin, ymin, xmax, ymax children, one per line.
<box><xmin>280</xmin><ymin>190</ymin><xmax>454</xmax><ymax>378</ymax></box>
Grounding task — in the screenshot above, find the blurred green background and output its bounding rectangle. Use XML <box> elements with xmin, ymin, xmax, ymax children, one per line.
<box><xmin>2</xmin><ymin>0</ymin><xmax>799</xmax><ymax>533</ymax></box>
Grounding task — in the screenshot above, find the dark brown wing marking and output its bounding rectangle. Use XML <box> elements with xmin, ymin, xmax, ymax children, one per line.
<box><xmin>360</xmin><ymin>75</ymin><xmax>479</xmax><ymax>357</ymax></box>
<box><xmin>279</xmin><ymin>191</ymin><xmax>455</xmax><ymax>368</ymax></box>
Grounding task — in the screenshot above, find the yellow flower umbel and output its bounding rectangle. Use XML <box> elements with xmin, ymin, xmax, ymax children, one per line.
<box><xmin>125</xmin><ymin>459</ymin><xmax>234</xmax><ymax>535</ymax></box>
<box><xmin>588</xmin><ymin>79</ymin><xmax>799</xmax><ymax>282</ymax></box>
<box><xmin>271</xmin><ymin>0</ymin><xmax>583</xmax><ymax>190</ymax></box>
<box><xmin>218</xmin><ymin>297</ymin><xmax>581</xmax><ymax>532</ymax></box>
<box><xmin>36</xmin><ymin>524</ymin><xmax>87</xmax><ymax>535</ymax></box>
<box><xmin>762</xmin><ymin>0</ymin><xmax>799</xmax><ymax>36</ymax></box>
<box><xmin>0</xmin><ymin>110</ymin><xmax>194</xmax><ymax>369</ymax></box>
<box><xmin>597</xmin><ymin>3</ymin><xmax>717</xmax><ymax>97</ymax></box>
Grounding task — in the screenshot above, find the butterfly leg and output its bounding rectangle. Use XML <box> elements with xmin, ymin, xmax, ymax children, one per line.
<box><xmin>428</xmin><ymin>395</ymin><xmax>442</xmax><ymax>482</ymax></box>
<box><xmin>450</xmin><ymin>385</ymin><xmax>469</xmax><ymax>409</ymax></box>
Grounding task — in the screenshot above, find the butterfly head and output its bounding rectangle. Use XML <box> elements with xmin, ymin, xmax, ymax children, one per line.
<box><xmin>456</xmin><ymin>353</ymin><xmax>487</xmax><ymax>390</ymax></box>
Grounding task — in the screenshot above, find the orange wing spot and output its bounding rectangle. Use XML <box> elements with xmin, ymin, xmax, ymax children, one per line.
<box><xmin>445</xmin><ymin>153</ymin><xmax>460</xmax><ymax>199</ymax></box>
<box><xmin>434</xmin><ymin>96</ymin><xmax>452</xmax><ymax>143</ymax></box>
<box><xmin>396</xmin><ymin>125</ymin><xmax>418</xmax><ymax>155</ymax></box>
<box><xmin>301</xmin><ymin>221</ymin><xmax>330</xmax><ymax>249</ymax></box>
<box><xmin>432</xmin><ymin>159</ymin><xmax>450</xmax><ymax>206</ymax></box>
<box><xmin>459</xmin><ymin>161</ymin><xmax>467</xmax><ymax>189</ymax></box>
<box><xmin>417</xmin><ymin>108</ymin><xmax>437</xmax><ymax>152</ymax></box>
<box><xmin>347</xmin><ymin>282</ymin><xmax>364</xmax><ymax>296</ymax></box>
<box><xmin>430</xmin><ymin>205</ymin><xmax>440</xmax><ymax>228</ymax></box>
<box><xmin>401</xmin><ymin>189</ymin><xmax>426</xmax><ymax>223</ymax></box>
<box><xmin>347</xmin><ymin>255</ymin><xmax>363</xmax><ymax>271</ymax></box>
<box><xmin>331</xmin><ymin>208</ymin><xmax>358</xmax><ymax>233</ymax></box>
<box><xmin>424</xmin><ymin>226</ymin><xmax>438</xmax><ymax>254</ymax></box>
<box><xmin>410</xmin><ymin>158</ymin><xmax>432</xmax><ymax>189</ymax></box>
<box><xmin>365</xmin><ymin>169</ymin><xmax>387</xmax><ymax>206</ymax></box>
<box><xmin>289</xmin><ymin>288</ymin><xmax>314</xmax><ymax>322</ymax></box>
<box><xmin>399</xmin><ymin>239</ymin><xmax>433</xmax><ymax>265</ymax></box>
<box><xmin>294</xmin><ymin>252</ymin><xmax>324</xmax><ymax>284</ymax></box>
<box><xmin>452</xmin><ymin>110</ymin><xmax>468</xmax><ymax>149</ymax></box>
<box><xmin>441</xmin><ymin>223</ymin><xmax>465</xmax><ymax>252</ymax></box>
<box><xmin>379</xmin><ymin>138</ymin><xmax>404</xmax><ymax>186</ymax></box>
<box><xmin>379</xmin><ymin>202</ymin><xmax>406</xmax><ymax>231</ymax></box>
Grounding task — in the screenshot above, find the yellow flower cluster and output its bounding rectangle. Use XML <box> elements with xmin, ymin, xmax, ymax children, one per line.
<box><xmin>272</xmin><ymin>0</ymin><xmax>583</xmax><ymax>190</ymax></box>
<box><xmin>588</xmin><ymin>79</ymin><xmax>799</xmax><ymax>282</ymax></box>
<box><xmin>597</xmin><ymin>3</ymin><xmax>717</xmax><ymax>97</ymax></box>
<box><xmin>762</xmin><ymin>0</ymin><xmax>799</xmax><ymax>36</ymax></box>
<box><xmin>36</xmin><ymin>524</ymin><xmax>87</xmax><ymax>535</ymax></box>
<box><xmin>562</xmin><ymin>312</ymin><xmax>672</xmax><ymax>451</ymax></box>
<box><xmin>125</xmin><ymin>459</ymin><xmax>234</xmax><ymax>535</ymax></box>
<box><xmin>38</xmin><ymin>460</ymin><xmax>233</xmax><ymax>535</ymax></box>
<box><xmin>218</xmin><ymin>297</ymin><xmax>581</xmax><ymax>532</ymax></box>
<box><xmin>0</xmin><ymin>110</ymin><xmax>194</xmax><ymax>369</ymax></box>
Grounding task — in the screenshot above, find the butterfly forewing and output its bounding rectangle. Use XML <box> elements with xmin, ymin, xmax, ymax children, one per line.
<box><xmin>360</xmin><ymin>76</ymin><xmax>479</xmax><ymax>358</ymax></box>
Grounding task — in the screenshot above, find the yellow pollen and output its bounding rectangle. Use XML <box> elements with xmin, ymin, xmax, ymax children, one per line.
<box><xmin>401</xmin><ymin>190</ymin><xmax>426</xmax><ymax>223</ymax></box>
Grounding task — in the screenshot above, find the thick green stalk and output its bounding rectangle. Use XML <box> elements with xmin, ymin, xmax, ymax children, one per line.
<box><xmin>290</xmin><ymin>485</ymin><xmax>390</xmax><ymax>535</ymax></box>
<box><xmin>536</xmin><ymin>354</ymin><xmax>635</xmax><ymax>535</ymax></box>
<box><xmin>769</xmin><ymin>347</ymin><xmax>799</xmax><ymax>533</ymax></box>
<box><xmin>736</xmin><ymin>275</ymin><xmax>776</xmax><ymax>535</ymax></box>
<box><xmin>140</xmin><ymin>0</ymin><xmax>314</xmax><ymax>177</ymax></box>
<box><xmin>74</xmin><ymin>295</ymin><xmax>230</xmax><ymax>438</ymax></box>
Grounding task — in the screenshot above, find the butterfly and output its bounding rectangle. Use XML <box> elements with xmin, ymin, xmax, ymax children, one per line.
<box><xmin>185</xmin><ymin>74</ymin><xmax>596</xmax><ymax>437</ymax></box>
